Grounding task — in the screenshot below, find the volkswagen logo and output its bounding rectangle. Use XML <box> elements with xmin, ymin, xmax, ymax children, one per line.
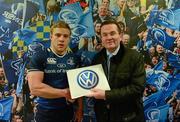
<box><xmin>77</xmin><ymin>70</ymin><xmax>98</xmax><ymax>89</ymax></box>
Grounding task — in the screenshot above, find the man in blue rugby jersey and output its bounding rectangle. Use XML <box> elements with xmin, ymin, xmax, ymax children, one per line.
<box><xmin>27</xmin><ymin>21</ymin><xmax>79</xmax><ymax>122</ymax></box>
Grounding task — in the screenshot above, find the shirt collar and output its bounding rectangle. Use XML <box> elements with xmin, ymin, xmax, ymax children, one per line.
<box><xmin>106</xmin><ymin>45</ymin><xmax>120</xmax><ymax>57</ymax></box>
<box><xmin>50</xmin><ymin>47</ymin><xmax>67</xmax><ymax>58</ymax></box>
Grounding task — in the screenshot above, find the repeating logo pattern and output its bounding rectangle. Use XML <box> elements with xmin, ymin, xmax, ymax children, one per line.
<box><xmin>77</xmin><ymin>70</ymin><xmax>99</xmax><ymax>89</ymax></box>
<box><xmin>58</xmin><ymin>7</ymin><xmax>88</xmax><ymax>44</ymax></box>
<box><xmin>11</xmin><ymin>58</ymin><xmax>23</xmax><ymax>75</ymax></box>
<box><xmin>151</xmin><ymin>28</ymin><xmax>166</xmax><ymax>46</ymax></box>
<box><xmin>159</xmin><ymin>9</ymin><xmax>175</xmax><ymax>26</ymax></box>
<box><xmin>27</xmin><ymin>42</ymin><xmax>45</xmax><ymax>57</ymax></box>
<box><xmin>156</xmin><ymin>74</ymin><xmax>170</xmax><ymax>91</ymax></box>
<box><xmin>147</xmin><ymin>109</ymin><xmax>160</xmax><ymax>120</ymax></box>
<box><xmin>59</xmin><ymin>9</ymin><xmax>79</xmax><ymax>26</ymax></box>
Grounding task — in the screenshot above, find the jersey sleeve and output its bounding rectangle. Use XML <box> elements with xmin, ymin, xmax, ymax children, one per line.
<box><xmin>28</xmin><ymin>49</ymin><xmax>46</xmax><ymax>72</ymax></box>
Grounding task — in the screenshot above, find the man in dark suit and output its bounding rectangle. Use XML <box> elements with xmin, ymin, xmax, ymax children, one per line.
<box><xmin>87</xmin><ymin>20</ymin><xmax>145</xmax><ymax>122</ymax></box>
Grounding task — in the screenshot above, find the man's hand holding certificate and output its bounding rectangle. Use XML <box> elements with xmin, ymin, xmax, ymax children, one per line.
<box><xmin>67</xmin><ymin>64</ymin><xmax>110</xmax><ymax>99</ymax></box>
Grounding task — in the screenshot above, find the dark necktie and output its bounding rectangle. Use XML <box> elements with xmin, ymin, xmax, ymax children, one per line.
<box><xmin>107</xmin><ymin>54</ymin><xmax>112</xmax><ymax>80</ymax></box>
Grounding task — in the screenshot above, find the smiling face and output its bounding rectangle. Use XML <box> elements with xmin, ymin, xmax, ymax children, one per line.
<box><xmin>156</xmin><ymin>44</ymin><xmax>164</xmax><ymax>54</ymax></box>
<box><xmin>122</xmin><ymin>34</ymin><xmax>130</xmax><ymax>45</ymax></box>
<box><xmin>98</xmin><ymin>5</ymin><xmax>108</xmax><ymax>16</ymax></box>
<box><xmin>100</xmin><ymin>23</ymin><xmax>121</xmax><ymax>53</ymax></box>
<box><xmin>50</xmin><ymin>27</ymin><xmax>71</xmax><ymax>55</ymax></box>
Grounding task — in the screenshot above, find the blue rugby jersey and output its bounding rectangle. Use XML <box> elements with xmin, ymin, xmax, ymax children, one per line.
<box><xmin>28</xmin><ymin>48</ymin><xmax>80</xmax><ymax>109</ymax></box>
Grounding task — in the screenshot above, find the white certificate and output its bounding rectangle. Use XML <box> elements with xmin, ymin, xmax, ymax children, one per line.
<box><xmin>67</xmin><ymin>64</ymin><xmax>110</xmax><ymax>99</ymax></box>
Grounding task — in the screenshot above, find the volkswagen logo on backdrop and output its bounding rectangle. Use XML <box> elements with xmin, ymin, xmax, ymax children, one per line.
<box><xmin>77</xmin><ymin>70</ymin><xmax>99</xmax><ymax>89</ymax></box>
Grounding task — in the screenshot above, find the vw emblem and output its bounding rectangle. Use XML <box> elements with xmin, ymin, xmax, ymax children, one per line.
<box><xmin>77</xmin><ymin>70</ymin><xmax>99</xmax><ymax>89</ymax></box>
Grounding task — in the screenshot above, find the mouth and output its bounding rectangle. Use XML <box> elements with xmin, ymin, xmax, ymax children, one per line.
<box><xmin>58</xmin><ymin>44</ymin><xmax>64</xmax><ymax>48</ymax></box>
<box><xmin>107</xmin><ymin>42</ymin><xmax>114</xmax><ymax>45</ymax></box>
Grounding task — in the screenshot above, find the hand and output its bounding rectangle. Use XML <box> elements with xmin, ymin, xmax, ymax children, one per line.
<box><xmin>86</xmin><ymin>89</ymin><xmax>106</xmax><ymax>100</ymax></box>
<box><xmin>74</xmin><ymin>109</ymin><xmax>83</xmax><ymax>122</ymax></box>
<box><xmin>66</xmin><ymin>99</ymin><xmax>75</xmax><ymax>103</ymax></box>
<box><xmin>74</xmin><ymin>98</ymin><xmax>83</xmax><ymax>122</ymax></box>
<box><xmin>63</xmin><ymin>88</ymin><xmax>71</xmax><ymax>99</ymax></box>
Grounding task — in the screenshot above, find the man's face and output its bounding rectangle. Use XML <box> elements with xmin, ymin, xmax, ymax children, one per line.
<box><xmin>102</xmin><ymin>0</ymin><xmax>110</xmax><ymax>7</ymax></box>
<box><xmin>156</xmin><ymin>45</ymin><xmax>164</xmax><ymax>54</ymax></box>
<box><xmin>50</xmin><ymin>28</ymin><xmax>71</xmax><ymax>55</ymax></box>
<box><xmin>149</xmin><ymin>47</ymin><xmax>155</xmax><ymax>54</ymax></box>
<box><xmin>122</xmin><ymin>34</ymin><xmax>130</xmax><ymax>45</ymax></box>
<box><xmin>101</xmin><ymin>24</ymin><xmax>121</xmax><ymax>52</ymax></box>
<box><xmin>95</xmin><ymin>23</ymin><xmax>101</xmax><ymax>34</ymax></box>
<box><xmin>98</xmin><ymin>5</ymin><xmax>108</xmax><ymax>16</ymax></box>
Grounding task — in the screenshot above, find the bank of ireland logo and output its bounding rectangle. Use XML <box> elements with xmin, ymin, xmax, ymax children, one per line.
<box><xmin>77</xmin><ymin>70</ymin><xmax>99</xmax><ymax>89</ymax></box>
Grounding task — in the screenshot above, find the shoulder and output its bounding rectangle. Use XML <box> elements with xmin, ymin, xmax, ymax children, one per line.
<box><xmin>126</xmin><ymin>48</ymin><xmax>141</xmax><ymax>55</ymax></box>
<box><xmin>113</xmin><ymin>45</ymin><xmax>143</xmax><ymax>64</ymax></box>
<box><xmin>124</xmin><ymin>48</ymin><xmax>144</xmax><ymax>65</ymax></box>
<box><xmin>32</xmin><ymin>48</ymin><xmax>49</xmax><ymax>61</ymax></box>
<box><xmin>123</xmin><ymin>46</ymin><xmax>141</xmax><ymax>56</ymax></box>
<box><xmin>28</xmin><ymin>48</ymin><xmax>49</xmax><ymax>69</ymax></box>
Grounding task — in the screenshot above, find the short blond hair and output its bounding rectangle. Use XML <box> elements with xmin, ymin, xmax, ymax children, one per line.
<box><xmin>50</xmin><ymin>21</ymin><xmax>71</xmax><ymax>35</ymax></box>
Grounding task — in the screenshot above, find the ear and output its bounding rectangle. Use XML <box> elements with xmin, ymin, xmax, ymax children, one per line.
<box><xmin>50</xmin><ymin>34</ymin><xmax>53</xmax><ymax>40</ymax></box>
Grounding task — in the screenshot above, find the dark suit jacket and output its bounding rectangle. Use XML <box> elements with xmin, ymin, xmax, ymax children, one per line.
<box><xmin>92</xmin><ymin>43</ymin><xmax>145</xmax><ymax>122</ymax></box>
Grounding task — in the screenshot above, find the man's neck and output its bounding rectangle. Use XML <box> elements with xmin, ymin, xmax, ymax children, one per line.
<box><xmin>107</xmin><ymin>45</ymin><xmax>120</xmax><ymax>56</ymax></box>
<box><xmin>50</xmin><ymin>47</ymin><xmax>67</xmax><ymax>57</ymax></box>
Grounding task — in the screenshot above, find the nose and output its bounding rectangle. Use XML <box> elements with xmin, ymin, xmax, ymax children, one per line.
<box><xmin>106</xmin><ymin>34</ymin><xmax>113</xmax><ymax>40</ymax></box>
<box><xmin>57</xmin><ymin>36</ymin><xmax>65</xmax><ymax>42</ymax></box>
